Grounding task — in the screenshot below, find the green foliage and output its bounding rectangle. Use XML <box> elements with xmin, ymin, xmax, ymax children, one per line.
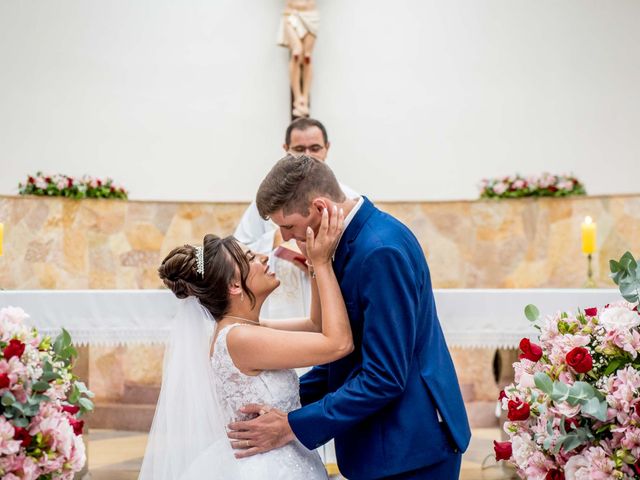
<box><xmin>525</xmin><ymin>304</ymin><xmax>540</xmax><ymax>322</ymax></box>
<box><xmin>533</xmin><ymin>372</ymin><xmax>607</xmax><ymax>421</ymax></box>
<box><xmin>610</xmin><ymin>252</ymin><xmax>640</xmax><ymax>303</ymax></box>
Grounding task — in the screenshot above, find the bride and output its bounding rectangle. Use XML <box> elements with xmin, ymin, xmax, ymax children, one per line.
<box><xmin>139</xmin><ymin>206</ymin><xmax>348</xmax><ymax>480</ymax></box>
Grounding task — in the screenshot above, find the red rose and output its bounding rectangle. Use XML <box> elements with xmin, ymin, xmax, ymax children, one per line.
<box><xmin>45</xmin><ymin>176</ymin><xmax>51</xmax><ymax>183</ymax></box>
<box><xmin>97</xmin><ymin>179</ymin><xmax>102</xmax><ymax>187</ymax></box>
<box><xmin>0</xmin><ymin>373</ymin><xmax>10</xmax><ymax>389</ymax></box>
<box><xmin>494</xmin><ymin>440</ymin><xmax>512</xmax><ymax>461</ymax></box>
<box><xmin>13</xmin><ymin>426</ymin><xmax>32</xmax><ymax>447</ymax></box>
<box><xmin>3</xmin><ymin>339</ymin><xmax>26</xmax><ymax>360</ymax></box>
<box><xmin>566</xmin><ymin>347</ymin><xmax>593</xmax><ymax>373</ymax></box>
<box><xmin>507</xmin><ymin>398</ymin><xmax>531</xmax><ymax>421</ymax></box>
<box><xmin>62</xmin><ymin>404</ymin><xmax>81</xmax><ymax>415</ymax></box>
<box><xmin>634</xmin><ymin>462</ymin><xmax>640</xmax><ymax>475</ymax></box>
<box><xmin>28</xmin><ymin>176</ymin><xmax>35</xmax><ymax>184</ymax></box>
<box><xmin>584</xmin><ymin>307</ymin><xmax>598</xmax><ymax>317</ymax></box>
<box><xmin>68</xmin><ymin>417</ymin><xmax>84</xmax><ymax>436</ymax></box>
<box><xmin>564</xmin><ymin>417</ymin><xmax>579</xmax><ymax>431</ymax></box>
<box><xmin>519</xmin><ymin>338</ymin><xmax>543</xmax><ymax>362</ymax></box>
<box><xmin>67</xmin><ymin>177</ymin><xmax>73</xmax><ymax>188</ymax></box>
<box><xmin>498</xmin><ymin>390</ymin><xmax>507</xmax><ymax>401</ymax></box>
<box><xmin>545</xmin><ymin>469</ymin><xmax>565</xmax><ymax>480</ymax></box>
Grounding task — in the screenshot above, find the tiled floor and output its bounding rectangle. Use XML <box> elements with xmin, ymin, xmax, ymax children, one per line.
<box><xmin>87</xmin><ymin>428</ymin><xmax>518</xmax><ymax>479</ymax></box>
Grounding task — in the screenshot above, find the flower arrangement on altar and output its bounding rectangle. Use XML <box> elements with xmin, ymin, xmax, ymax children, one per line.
<box><xmin>18</xmin><ymin>172</ymin><xmax>128</xmax><ymax>199</ymax></box>
<box><xmin>479</xmin><ymin>173</ymin><xmax>586</xmax><ymax>199</ymax></box>
<box><xmin>0</xmin><ymin>306</ymin><xmax>93</xmax><ymax>479</ymax></box>
<box><xmin>495</xmin><ymin>252</ymin><xmax>640</xmax><ymax>479</ymax></box>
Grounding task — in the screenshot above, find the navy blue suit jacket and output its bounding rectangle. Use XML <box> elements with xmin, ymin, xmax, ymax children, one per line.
<box><xmin>288</xmin><ymin>198</ymin><xmax>471</xmax><ymax>479</ymax></box>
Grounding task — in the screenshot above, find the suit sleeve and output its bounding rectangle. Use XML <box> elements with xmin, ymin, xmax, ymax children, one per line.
<box><xmin>288</xmin><ymin>246</ymin><xmax>418</xmax><ymax>449</ymax></box>
<box><xmin>299</xmin><ymin>364</ymin><xmax>330</xmax><ymax>406</ymax></box>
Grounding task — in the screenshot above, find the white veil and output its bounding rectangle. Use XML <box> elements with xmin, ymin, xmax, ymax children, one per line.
<box><xmin>139</xmin><ymin>297</ymin><xmax>247</xmax><ymax>480</ymax></box>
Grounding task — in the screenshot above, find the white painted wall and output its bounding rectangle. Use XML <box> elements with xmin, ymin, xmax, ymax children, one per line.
<box><xmin>1</xmin><ymin>0</ymin><xmax>638</xmax><ymax>202</ymax></box>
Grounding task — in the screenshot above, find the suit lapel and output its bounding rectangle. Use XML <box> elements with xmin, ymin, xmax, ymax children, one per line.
<box><xmin>333</xmin><ymin>197</ymin><xmax>377</xmax><ymax>280</ymax></box>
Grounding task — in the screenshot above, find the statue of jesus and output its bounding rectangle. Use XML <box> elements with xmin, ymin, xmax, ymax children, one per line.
<box><xmin>277</xmin><ymin>0</ymin><xmax>319</xmax><ymax>118</ymax></box>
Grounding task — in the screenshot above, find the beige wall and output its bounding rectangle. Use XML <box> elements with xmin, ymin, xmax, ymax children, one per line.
<box><xmin>1</xmin><ymin>194</ymin><xmax>639</xmax><ymax>402</ymax></box>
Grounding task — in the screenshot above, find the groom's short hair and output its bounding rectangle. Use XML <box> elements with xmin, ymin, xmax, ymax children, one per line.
<box><xmin>256</xmin><ymin>154</ymin><xmax>345</xmax><ymax>219</ymax></box>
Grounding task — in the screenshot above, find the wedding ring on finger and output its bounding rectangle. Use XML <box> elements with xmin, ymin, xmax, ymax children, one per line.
<box><xmin>259</xmin><ymin>406</ymin><xmax>271</xmax><ymax>416</ymax></box>
<box><xmin>244</xmin><ymin>440</ymin><xmax>250</xmax><ymax>448</ymax></box>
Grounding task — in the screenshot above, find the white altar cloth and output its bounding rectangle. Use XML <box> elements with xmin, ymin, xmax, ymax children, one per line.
<box><xmin>0</xmin><ymin>289</ymin><xmax>621</xmax><ymax>348</ymax></box>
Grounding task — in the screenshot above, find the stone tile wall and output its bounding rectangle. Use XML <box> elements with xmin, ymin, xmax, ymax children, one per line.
<box><xmin>1</xmin><ymin>194</ymin><xmax>639</xmax><ymax>403</ymax></box>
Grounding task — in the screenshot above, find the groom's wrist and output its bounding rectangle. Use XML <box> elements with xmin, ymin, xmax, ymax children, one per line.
<box><xmin>284</xmin><ymin>413</ymin><xmax>297</xmax><ymax>444</ymax></box>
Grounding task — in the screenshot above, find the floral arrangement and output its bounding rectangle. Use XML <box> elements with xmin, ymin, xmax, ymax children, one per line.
<box><xmin>479</xmin><ymin>173</ymin><xmax>586</xmax><ymax>199</ymax></box>
<box><xmin>18</xmin><ymin>173</ymin><xmax>128</xmax><ymax>200</ymax></box>
<box><xmin>495</xmin><ymin>252</ymin><xmax>640</xmax><ymax>479</ymax></box>
<box><xmin>0</xmin><ymin>306</ymin><xmax>94</xmax><ymax>479</ymax></box>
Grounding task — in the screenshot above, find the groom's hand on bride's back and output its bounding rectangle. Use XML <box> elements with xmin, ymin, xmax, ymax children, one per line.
<box><xmin>227</xmin><ymin>404</ymin><xmax>295</xmax><ymax>458</ymax></box>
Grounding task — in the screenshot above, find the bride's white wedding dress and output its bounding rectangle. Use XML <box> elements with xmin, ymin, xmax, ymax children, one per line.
<box><xmin>211</xmin><ymin>324</ymin><xmax>327</xmax><ymax>479</ymax></box>
<box><xmin>139</xmin><ymin>298</ymin><xmax>327</xmax><ymax>480</ymax></box>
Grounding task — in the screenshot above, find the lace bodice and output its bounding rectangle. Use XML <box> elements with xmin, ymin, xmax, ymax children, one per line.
<box><xmin>210</xmin><ymin>324</ymin><xmax>327</xmax><ymax>479</ymax></box>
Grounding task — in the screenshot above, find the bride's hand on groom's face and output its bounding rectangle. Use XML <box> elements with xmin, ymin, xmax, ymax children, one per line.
<box><xmin>306</xmin><ymin>205</ymin><xmax>344</xmax><ymax>267</ymax></box>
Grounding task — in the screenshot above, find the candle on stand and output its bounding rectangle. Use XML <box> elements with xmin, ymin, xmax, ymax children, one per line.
<box><xmin>581</xmin><ymin>216</ymin><xmax>596</xmax><ymax>255</ymax></box>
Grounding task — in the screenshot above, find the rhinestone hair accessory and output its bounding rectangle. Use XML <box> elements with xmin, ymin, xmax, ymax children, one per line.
<box><xmin>195</xmin><ymin>246</ymin><xmax>205</xmax><ymax>277</ymax></box>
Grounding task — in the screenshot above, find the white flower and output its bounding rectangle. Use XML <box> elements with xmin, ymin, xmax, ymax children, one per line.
<box><xmin>564</xmin><ymin>454</ymin><xmax>589</xmax><ymax>480</ymax></box>
<box><xmin>599</xmin><ymin>306</ymin><xmax>640</xmax><ymax>331</ymax></box>
<box><xmin>511</xmin><ymin>433</ymin><xmax>536</xmax><ymax>468</ymax></box>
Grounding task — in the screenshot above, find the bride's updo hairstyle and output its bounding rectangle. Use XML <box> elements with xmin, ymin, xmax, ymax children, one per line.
<box><xmin>158</xmin><ymin>234</ymin><xmax>256</xmax><ymax>319</ymax></box>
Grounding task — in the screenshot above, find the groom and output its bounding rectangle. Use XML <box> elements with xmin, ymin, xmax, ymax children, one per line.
<box><xmin>228</xmin><ymin>155</ymin><xmax>471</xmax><ymax>479</ymax></box>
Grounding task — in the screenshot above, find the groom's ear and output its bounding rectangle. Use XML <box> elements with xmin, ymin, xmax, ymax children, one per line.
<box><xmin>311</xmin><ymin>198</ymin><xmax>329</xmax><ymax>214</ymax></box>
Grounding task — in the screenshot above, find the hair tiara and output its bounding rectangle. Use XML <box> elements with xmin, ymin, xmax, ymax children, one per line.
<box><xmin>194</xmin><ymin>245</ymin><xmax>204</xmax><ymax>277</ymax></box>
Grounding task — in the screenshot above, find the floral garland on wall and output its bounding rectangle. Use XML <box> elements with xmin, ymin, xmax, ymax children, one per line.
<box><xmin>479</xmin><ymin>173</ymin><xmax>586</xmax><ymax>199</ymax></box>
<box><xmin>18</xmin><ymin>173</ymin><xmax>128</xmax><ymax>200</ymax></box>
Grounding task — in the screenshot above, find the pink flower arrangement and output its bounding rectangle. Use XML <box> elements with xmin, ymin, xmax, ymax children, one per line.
<box><xmin>0</xmin><ymin>307</ymin><xmax>93</xmax><ymax>479</ymax></box>
<box><xmin>479</xmin><ymin>173</ymin><xmax>586</xmax><ymax>199</ymax></box>
<box><xmin>497</xmin><ymin>300</ymin><xmax>640</xmax><ymax>479</ymax></box>
<box><xmin>18</xmin><ymin>172</ymin><xmax>128</xmax><ymax>200</ymax></box>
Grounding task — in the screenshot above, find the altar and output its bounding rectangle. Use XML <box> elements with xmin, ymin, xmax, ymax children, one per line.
<box><xmin>0</xmin><ymin>288</ymin><xmax>621</xmax><ymax>348</ymax></box>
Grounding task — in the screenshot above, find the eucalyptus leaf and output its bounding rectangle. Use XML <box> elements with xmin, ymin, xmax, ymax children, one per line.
<box><xmin>32</xmin><ymin>381</ymin><xmax>50</xmax><ymax>393</ymax></box>
<box><xmin>1</xmin><ymin>392</ymin><xmax>15</xmax><ymax>407</ymax></box>
<box><xmin>40</xmin><ymin>371</ymin><xmax>60</xmax><ymax>382</ymax></box>
<box><xmin>610</xmin><ymin>260</ymin><xmax>621</xmax><ymax>273</ymax></box>
<box><xmin>582</xmin><ymin>397</ymin><xmax>608</xmax><ymax>422</ymax></box>
<box><xmin>561</xmin><ymin>434</ymin><xmax>586</xmax><ymax>453</ymax></box>
<box><xmin>12</xmin><ymin>416</ymin><xmax>28</xmax><ymax>428</ymax></box>
<box><xmin>551</xmin><ymin>382</ymin><xmax>570</xmax><ymax>402</ymax></box>
<box><xmin>534</xmin><ymin>372</ymin><xmax>554</xmax><ymax>395</ymax></box>
<box><xmin>525</xmin><ymin>304</ymin><xmax>540</xmax><ymax>322</ymax></box>
<box><xmin>565</xmin><ymin>382</ymin><xmax>597</xmax><ymax>406</ymax></box>
<box><xmin>78</xmin><ymin>397</ymin><xmax>94</xmax><ymax>412</ymax></box>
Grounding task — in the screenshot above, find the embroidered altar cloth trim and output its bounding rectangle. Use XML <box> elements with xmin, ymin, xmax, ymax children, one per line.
<box><xmin>0</xmin><ymin>289</ymin><xmax>621</xmax><ymax>348</ymax></box>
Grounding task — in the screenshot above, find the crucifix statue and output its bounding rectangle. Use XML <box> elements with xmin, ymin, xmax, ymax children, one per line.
<box><xmin>277</xmin><ymin>0</ymin><xmax>318</xmax><ymax>118</ymax></box>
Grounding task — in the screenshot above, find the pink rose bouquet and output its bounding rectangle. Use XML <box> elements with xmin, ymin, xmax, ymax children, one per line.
<box><xmin>0</xmin><ymin>306</ymin><xmax>93</xmax><ymax>479</ymax></box>
<box><xmin>496</xmin><ymin>252</ymin><xmax>640</xmax><ymax>479</ymax></box>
